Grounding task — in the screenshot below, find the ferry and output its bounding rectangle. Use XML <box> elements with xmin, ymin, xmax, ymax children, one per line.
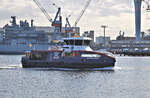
<box><xmin>21</xmin><ymin>36</ymin><xmax>116</xmax><ymax>69</ymax></box>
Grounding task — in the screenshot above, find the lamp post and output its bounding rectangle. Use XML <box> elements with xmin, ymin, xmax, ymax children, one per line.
<box><xmin>101</xmin><ymin>25</ymin><xmax>107</xmax><ymax>49</ymax></box>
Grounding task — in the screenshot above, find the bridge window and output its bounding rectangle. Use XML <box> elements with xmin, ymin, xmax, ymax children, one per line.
<box><xmin>64</xmin><ymin>39</ymin><xmax>90</xmax><ymax>46</ymax></box>
<box><xmin>64</xmin><ymin>40</ymin><xmax>74</xmax><ymax>45</ymax></box>
<box><xmin>83</xmin><ymin>40</ymin><xmax>90</xmax><ymax>46</ymax></box>
<box><xmin>75</xmin><ymin>40</ymin><xmax>82</xmax><ymax>45</ymax></box>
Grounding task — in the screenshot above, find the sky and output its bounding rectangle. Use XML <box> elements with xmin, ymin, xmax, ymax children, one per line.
<box><xmin>0</xmin><ymin>0</ymin><xmax>150</xmax><ymax>39</ymax></box>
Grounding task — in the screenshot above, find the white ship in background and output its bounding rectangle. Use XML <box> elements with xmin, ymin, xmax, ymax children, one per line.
<box><xmin>0</xmin><ymin>16</ymin><xmax>50</xmax><ymax>54</ymax></box>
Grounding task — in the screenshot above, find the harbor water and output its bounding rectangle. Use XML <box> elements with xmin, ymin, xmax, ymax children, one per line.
<box><xmin>0</xmin><ymin>55</ymin><xmax>150</xmax><ymax>98</ymax></box>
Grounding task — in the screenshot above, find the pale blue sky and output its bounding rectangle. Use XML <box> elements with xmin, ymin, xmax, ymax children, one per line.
<box><xmin>0</xmin><ymin>0</ymin><xmax>150</xmax><ymax>39</ymax></box>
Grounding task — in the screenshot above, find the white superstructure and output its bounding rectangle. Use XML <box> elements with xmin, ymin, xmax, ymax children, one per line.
<box><xmin>62</xmin><ymin>37</ymin><xmax>92</xmax><ymax>52</ymax></box>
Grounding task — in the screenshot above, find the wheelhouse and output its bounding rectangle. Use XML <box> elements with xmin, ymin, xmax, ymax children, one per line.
<box><xmin>62</xmin><ymin>37</ymin><xmax>91</xmax><ymax>46</ymax></box>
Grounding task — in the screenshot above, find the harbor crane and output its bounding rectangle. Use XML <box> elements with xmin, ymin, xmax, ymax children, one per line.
<box><xmin>134</xmin><ymin>0</ymin><xmax>150</xmax><ymax>41</ymax></box>
<box><xmin>74</xmin><ymin>0</ymin><xmax>92</xmax><ymax>27</ymax></box>
<box><xmin>65</xmin><ymin>13</ymin><xmax>74</xmax><ymax>37</ymax></box>
<box><xmin>33</xmin><ymin>0</ymin><xmax>53</xmax><ymax>23</ymax></box>
<box><xmin>65</xmin><ymin>17</ymin><xmax>73</xmax><ymax>37</ymax></box>
<box><xmin>33</xmin><ymin>0</ymin><xmax>62</xmax><ymax>41</ymax></box>
<box><xmin>65</xmin><ymin>0</ymin><xmax>92</xmax><ymax>37</ymax></box>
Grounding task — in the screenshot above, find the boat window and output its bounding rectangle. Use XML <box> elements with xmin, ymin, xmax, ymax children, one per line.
<box><xmin>64</xmin><ymin>40</ymin><xmax>69</xmax><ymax>45</ymax></box>
<box><xmin>64</xmin><ymin>40</ymin><xmax>74</xmax><ymax>45</ymax></box>
<box><xmin>70</xmin><ymin>40</ymin><xmax>74</xmax><ymax>45</ymax></box>
<box><xmin>62</xmin><ymin>52</ymin><xmax>79</xmax><ymax>57</ymax></box>
<box><xmin>83</xmin><ymin>40</ymin><xmax>90</xmax><ymax>46</ymax></box>
<box><xmin>30</xmin><ymin>52</ymin><xmax>48</xmax><ymax>60</ymax></box>
<box><xmin>63</xmin><ymin>52</ymin><xmax>74</xmax><ymax>57</ymax></box>
<box><xmin>64</xmin><ymin>39</ymin><xmax>91</xmax><ymax>46</ymax></box>
<box><xmin>81</xmin><ymin>54</ymin><xmax>101</xmax><ymax>57</ymax></box>
<box><xmin>75</xmin><ymin>40</ymin><xmax>82</xmax><ymax>45</ymax></box>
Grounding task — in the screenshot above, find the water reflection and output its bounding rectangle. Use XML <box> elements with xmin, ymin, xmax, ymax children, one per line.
<box><xmin>28</xmin><ymin>67</ymin><xmax>115</xmax><ymax>72</ymax></box>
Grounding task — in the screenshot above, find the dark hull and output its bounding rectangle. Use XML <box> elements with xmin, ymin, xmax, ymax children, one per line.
<box><xmin>21</xmin><ymin>50</ymin><xmax>116</xmax><ymax>69</ymax></box>
<box><xmin>22</xmin><ymin>62</ymin><xmax>115</xmax><ymax>69</ymax></box>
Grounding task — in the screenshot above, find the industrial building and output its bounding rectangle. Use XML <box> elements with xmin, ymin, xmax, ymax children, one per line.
<box><xmin>96</xmin><ymin>36</ymin><xmax>111</xmax><ymax>48</ymax></box>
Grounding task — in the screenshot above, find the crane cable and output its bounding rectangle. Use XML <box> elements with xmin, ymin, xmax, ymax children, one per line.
<box><xmin>33</xmin><ymin>0</ymin><xmax>53</xmax><ymax>23</ymax></box>
<box><xmin>74</xmin><ymin>0</ymin><xmax>92</xmax><ymax>27</ymax></box>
